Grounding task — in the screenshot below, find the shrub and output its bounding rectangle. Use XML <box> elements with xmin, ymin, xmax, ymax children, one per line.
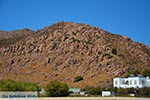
<box><xmin>102</xmin><ymin>87</ymin><xmax>150</xmax><ymax>97</ymax></box>
<box><xmin>91</xmin><ymin>87</ymin><xmax>103</xmax><ymax>96</ymax></box>
<box><xmin>136</xmin><ymin>87</ymin><xmax>150</xmax><ymax>97</ymax></box>
<box><xmin>116</xmin><ymin>88</ymin><xmax>129</xmax><ymax>96</ymax></box>
<box><xmin>82</xmin><ymin>86</ymin><xmax>103</xmax><ymax>96</ymax></box>
<box><xmin>0</xmin><ymin>80</ymin><xmax>40</xmax><ymax>91</ymax></box>
<box><xmin>112</xmin><ymin>48</ymin><xmax>117</xmax><ymax>55</ymax></box>
<box><xmin>126</xmin><ymin>69</ymin><xmax>140</xmax><ymax>77</ymax></box>
<box><xmin>142</xmin><ymin>69</ymin><xmax>150</xmax><ymax>77</ymax></box>
<box><xmin>74</xmin><ymin>76</ymin><xmax>83</xmax><ymax>83</ymax></box>
<box><xmin>72</xmin><ymin>37</ymin><xmax>80</xmax><ymax>43</ymax></box>
<box><xmin>46</xmin><ymin>81</ymin><xmax>69</xmax><ymax>97</ymax></box>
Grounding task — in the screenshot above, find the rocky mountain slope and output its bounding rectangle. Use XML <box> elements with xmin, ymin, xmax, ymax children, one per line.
<box><xmin>0</xmin><ymin>29</ymin><xmax>35</xmax><ymax>47</ymax></box>
<box><xmin>0</xmin><ymin>22</ymin><xmax>150</xmax><ymax>88</ymax></box>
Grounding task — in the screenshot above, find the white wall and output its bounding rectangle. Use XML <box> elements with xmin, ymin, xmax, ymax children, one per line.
<box><xmin>147</xmin><ymin>77</ymin><xmax>150</xmax><ymax>87</ymax></box>
<box><xmin>113</xmin><ymin>76</ymin><xmax>149</xmax><ymax>88</ymax></box>
<box><xmin>102</xmin><ymin>91</ymin><xmax>113</xmax><ymax>97</ymax></box>
<box><xmin>113</xmin><ymin>78</ymin><xmax>126</xmax><ymax>88</ymax></box>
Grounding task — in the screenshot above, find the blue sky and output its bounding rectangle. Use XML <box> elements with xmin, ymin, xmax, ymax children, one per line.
<box><xmin>0</xmin><ymin>0</ymin><xmax>150</xmax><ymax>46</ymax></box>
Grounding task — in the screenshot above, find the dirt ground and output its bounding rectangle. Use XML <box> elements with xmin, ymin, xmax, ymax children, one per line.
<box><xmin>1</xmin><ymin>97</ymin><xmax>149</xmax><ymax>100</ymax></box>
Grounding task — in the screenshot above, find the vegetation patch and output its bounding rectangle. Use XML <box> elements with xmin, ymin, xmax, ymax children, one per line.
<box><xmin>74</xmin><ymin>76</ymin><xmax>84</xmax><ymax>83</ymax></box>
<box><xmin>126</xmin><ymin>69</ymin><xmax>140</xmax><ymax>77</ymax></box>
<box><xmin>46</xmin><ymin>81</ymin><xmax>69</xmax><ymax>97</ymax></box>
<box><xmin>112</xmin><ymin>48</ymin><xmax>117</xmax><ymax>55</ymax></box>
<box><xmin>82</xmin><ymin>86</ymin><xmax>104</xmax><ymax>96</ymax></box>
<box><xmin>142</xmin><ymin>69</ymin><xmax>150</xmax><ymax>77</ymax></box>
<box><xmin>0</xmin><ymin>80</ymin><xmax>40</xmax><ymax>91</ymax></box>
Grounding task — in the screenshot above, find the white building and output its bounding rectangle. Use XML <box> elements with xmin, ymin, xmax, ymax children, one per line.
<box><xmin>102</xmin><ymin>91</ymin><xmax>114</xmax><ymax>97</ymax></box>
<box><xmin>147</xmin><ymin>77</ymin><xmax>150</xmax><ymax>87</ymax></box>
<box><xmin>69</xmin><ymin>88</ymin><xmax>80</xmax><ymax>94</ymax></box>
<box><xmin>113</xmin><ymin>75</ymin><xmax>150</xmax><ymax>88</ymax></box>
<box><xmin>69</xmin><ymin>88</ymin><xmax>86</xmax><ymax>96</ymax></box>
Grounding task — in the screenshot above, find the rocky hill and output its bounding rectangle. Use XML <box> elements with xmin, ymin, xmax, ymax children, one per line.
<box><xmin>0</xmin><ymin>22</ymin><xmax>150</xmax><ymax>88</ymax></box>
<box><xmin>0</xmin><ymin>28</ymin><xmax>35</xmax><ymax>47</ymax></box>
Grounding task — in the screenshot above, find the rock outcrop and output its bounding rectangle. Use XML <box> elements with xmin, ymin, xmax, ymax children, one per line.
<box><xmin>0</xmin><ymin>22</ymin><xmax>150</xmax><ymax>87</ymax></box>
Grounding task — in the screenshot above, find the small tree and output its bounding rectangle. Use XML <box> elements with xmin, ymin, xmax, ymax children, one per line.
<box><xmin>112</xmin><ymin>48</ymin><xmax>117</xmax><ymax>55</ymax></box>
<box><xmin>82</xmin><ymin>86</ymin><xmax>103</xmax><ymax>96</ymax></box>
<box><xmin>127</xmin><ymin>69</ymin><xmax>140</xmax><ymax>77</ymax></box>
<box><xmin>74</xmin><ymin>76</ymin><xmax>83</xmax><ymax>83</ymax></box>
<box><xmin>142</xmin><ymin>69</ymin><xmax>150</xmax><ymax>77</ymax></box>
<box><xmin>46</xmin><ymin>81</ymin><xmax>69</xmax><ymax>97</ymax></box>
<box><xmin>116</xmin><ymin>88</ymin><xmax>129</xmax><ymax>96</ymax></box>
<box><xmin>91</xmin><ymin>87</ymin><xmax>103</xmax><ymax>96</ymax></box>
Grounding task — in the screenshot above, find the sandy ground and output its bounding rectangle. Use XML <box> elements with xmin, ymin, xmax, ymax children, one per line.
<box><xmin>0</xmin><ymin>97</ymin><xmax>150</xmax><ymax>100</ymax></box>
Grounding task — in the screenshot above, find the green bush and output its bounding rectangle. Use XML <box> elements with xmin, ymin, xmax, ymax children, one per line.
<box><xmin>46</xmin><ymin>81</ymin><xmax>69</xmax><ymax>97</ymax></box>
<box><xmin>112</xmin><ymin>48</ymin><xmax>117</xmax><ymax>55</ymax></box>
<box><xmin>126</xmin><ymin>69</ymin><xmax>140</xmax><ymax>77</ymax></box>
<box><xmin>82</xmin><ymin>86</ymin><xmax>103</xmax><ymax>96</ymax></box>
<box><xmin>116</xmin><ymin>88</ymin><xmax>129</xmax><ymax>96</ymax></box>
<box><xmin>90</xmin><ymin>87</ymin><xmax>103</xmax><ymax>96</ymax></box>
<box><xmin>142</xmin><ymin>69</ymin><xmax>150</xmax><ymax>77</ymax></box>
<box><xmin>136</xmin><ymin>87</ymin><xmax>150</xmax><ymax>97</ymax></box>
<box><xmin>108</xmin><ymin>87</ymin><xmax>150</xmax><ymax>97</ymax></box>
<box><xmin>82</xmin><ymin>87</ymin><xmax>150</xmax><ymax>97</ymax></box>
<box><xmin>0</xmin><ymin>80</ymin><xmax>40</xmax><ymax>91</ymax></box>
<box><xmin>74</xmin><ymin>76</ymin><xmax>83</xmax><ymax>83</ymax></box>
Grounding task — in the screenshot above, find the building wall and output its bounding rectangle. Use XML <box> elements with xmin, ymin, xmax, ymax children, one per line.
<box><xmin>69</xmin><ymin>88</ymin><xmax>80</xmax><ymax>94</ymax></box>
<box><xmin>113</xmin><ymin>78</ymin><xmax>126</xmax><ymax>88</ymax></box>
<box><xmin>147</xmin><ymin>77</ymin><xmax>150</xmax><ymax>87</ymax></box>
<box><xmin>113</xmin><ymin>76</ymin><xmax>149</xmax><ymax>88</ymax></box>
<box><xmin>113</xmin><ymin>78</ymin><xmax>120</xmax><ymax>88</ymax></box>
<box><xmin>102</xmin><ymin>91</ymin><xmax>114</xmax><ymax>97</ymax></box>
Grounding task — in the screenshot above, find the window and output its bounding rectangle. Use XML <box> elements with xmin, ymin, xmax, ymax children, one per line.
<box><xmin>115</xmin><ymin>80</ymin><xmax>118</xmax><ymax>85</ymax></box>
<box><xmin>125</xmin><ymin>81</ymin><xmax>129</xmax><ymax>85</ymax></box>
<box><xmin>134</xmin><ymin>80</ymin><xmax>137</xmax><ymax>85</ymax></box>
<box><xmin>122</xmin><ymin>80</ymin><xmax>125</xmax><ymax>84</ymax></box>
<box><xmin>141</xmin><ymin>80</ymin><xmax>145</xmax><ymax>85</ymax></box>
<box><xmin>130</xmin><ymin>80</ymin><xmax>132</xmax><ymax>85</ymax></box>
<box><xmin>147</xmin><ymin>82</ymin><xmax>150</xmax><ymax>87</ymax></box>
